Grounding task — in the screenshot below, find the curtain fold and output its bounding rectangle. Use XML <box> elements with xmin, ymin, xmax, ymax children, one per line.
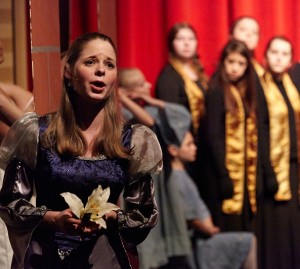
<box><xmin>69</xmin><ymin>0</ymin><xmax>98</xmax><ymax>44</ymax></box>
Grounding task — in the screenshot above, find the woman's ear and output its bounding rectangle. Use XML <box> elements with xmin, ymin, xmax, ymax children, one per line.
<box><xmin>64</xmin><ymin>63</ymin><xmax>72</xmax><ymax>79</ymax></box>
<box><xmin>167</xmin><ymin>144</ymin><xmax>179</xmax><ymax>157</ymax></box>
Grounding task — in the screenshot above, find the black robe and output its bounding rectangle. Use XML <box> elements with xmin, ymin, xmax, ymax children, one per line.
<box><xmin>155</xmin><ymin>63</ymin><xmax>207</xmax><ymax>196</ymax></box>
<box><xmin>258</xmin><ymin>79</ymin><xmax>300</xmax><ymax>269</ymax></box>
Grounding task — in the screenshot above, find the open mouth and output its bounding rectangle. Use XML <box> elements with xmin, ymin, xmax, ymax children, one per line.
<box><xmin>91</xmin><ymin>81</ymin><xmax>106</xmax><ymax>88</ymax></box>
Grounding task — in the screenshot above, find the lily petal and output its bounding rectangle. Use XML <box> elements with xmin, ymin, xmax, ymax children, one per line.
<box><xmin>96</xmin><ymin>203</ymin><xmax>120</xmax><ymax>218</ymax></box>
<box><xmin>94</xmin><ymin>218</ymin><xmax>107</xmax><ymax>229</ymax></box>
<box><xmin>60</xmin><ymin>192</ymin><xmax>84</xmax><ymax>219</ymax></box>
<box><xmin>100</xmin><ymin>187</ymin><xmax>110</xmax><ymax>204</ymax></box>
<box><xmin>85</xmin><ymin>185</ymin><xmax>104</xmax><ymax>212</ymax></box>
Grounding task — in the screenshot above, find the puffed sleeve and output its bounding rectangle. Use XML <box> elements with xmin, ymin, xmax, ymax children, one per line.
<box><xmin>0</xmin><ymin>112</ymin><xmax>48</xmax><ymax>268</ymax></box>
<box><xmin>118</xmin><ymin>124</ymin><xmax>162</xmax><ymax>245</ymax></box>
<box><xmin>0</xmin><ymin>112</ymin><xmax>39</xmax><ymax>170</ymax></box>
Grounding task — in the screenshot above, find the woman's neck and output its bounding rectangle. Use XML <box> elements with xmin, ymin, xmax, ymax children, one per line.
<box><xmin>75</xmin><ymin>98</ymin><xmax>105</xmax><ymax>129</ymax></box>
<box><xmin>182</xmin><ymin>63</ymin><xmax>198</xmax><ymax>81</ymax></box>
<box><xmin>75</xmin><ymin>100</ymin><xmax>105</xmax><ymax>157</ymax></box>
<box><xmin>271</xmin><ymin>71</ymin><xmax>284</xmax><ymax>82</ymax></box>
<box><xmin>171</xmin><ymin>158</ymin><xmax>186</xmax><ymax>171</ymax></box>
<box><xmin>173</xmin><ymin>55</ymin><xmax>194</xmax><ymax>67</ymax></box>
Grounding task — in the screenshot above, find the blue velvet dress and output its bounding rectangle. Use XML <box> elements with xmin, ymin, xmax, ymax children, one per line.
<box><xmin>0</xmin><ymin>112</ymin><xmax>162</xmax><ymax>269</ymax></box>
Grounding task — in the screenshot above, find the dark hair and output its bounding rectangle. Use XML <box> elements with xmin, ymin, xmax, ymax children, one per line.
<box><xmin>215</xmin><ymin>39</ymin><xmax>256</xmax><ymax>116</ymax></box>
<box><xmin>264</xmin><ymin>35</ymin><xmax>294</xmax><ymax>60</ymax></box>
<box><xmin>167</xmin><ymin>22</ymin><xmax>208</xmax><ymax>87</ymax></box>
<box><xmin>42</xmin><ymin>32</ymin><xmax>130</xmax><ymax>159</ymax></box>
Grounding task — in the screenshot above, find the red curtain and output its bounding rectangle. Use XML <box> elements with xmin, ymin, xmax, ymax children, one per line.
<box><xmin>69</xmin><ymin>0</ymin><xmax>98</xmax><ymax>44</ymax></box>
<box><xmin>69</xmin><ymin>0</ymin><xmax>300</xmax><ymax>93</ymax></box>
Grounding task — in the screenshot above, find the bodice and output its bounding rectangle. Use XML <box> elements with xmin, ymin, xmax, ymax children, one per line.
<box><xmin>35</xmin><ymin>148</ymin><xmax>129</xmax><ymax>210</ymax></box>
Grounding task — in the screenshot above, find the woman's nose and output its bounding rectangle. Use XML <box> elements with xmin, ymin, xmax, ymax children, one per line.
<box><xmin>231</xmin><ymin>65</ymin><xmax>238</xmax><ymax>72</ymax></box>
<box><xmin>95</xmin><ymin>63</ymin><xmax>105</xmax><ymax>76</ymax></box>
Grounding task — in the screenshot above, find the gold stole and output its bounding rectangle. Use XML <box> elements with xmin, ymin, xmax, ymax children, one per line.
<box><xmin>169</xmin><ymin>57</ymin><xmax>205</xmax><ymax>134</ymax></box>
<box><xmin>222</xmin><ymin>86</ymin><xmax>258</xmax><ymax>214</ymax></box>
<box><xmin>259</xmin><ymin>72</ymin><xmax>300</xmax><ymax>201</ymax></box>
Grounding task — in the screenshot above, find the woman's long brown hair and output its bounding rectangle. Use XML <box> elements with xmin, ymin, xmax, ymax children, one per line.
<box><xmin>215</xmin><ymin>39</ymin><xmax>256</xmax><ymax>117</ymax></box>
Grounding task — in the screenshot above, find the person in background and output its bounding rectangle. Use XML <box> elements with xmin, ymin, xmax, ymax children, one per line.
<box><xmin>258</xmin><ymin>36</ymin><xmax>300</xmax><ymax>269</ymax></box>
<box><xmin>0</xmin><ymin>39</ymin><xmax>35</xmax><ymax>269</ymax></box>
<box><xmin>0</xmin><ymin>40</ymin><xmax>35</xmax><ymax>140</ymax></box>
<box><xmin>205</xmin><ymin>39</ymin><xmax>258</xmax><ymax>232</ymax></box>
<box><xmin>229</xmin><ymin>17</ymin><xmax>277</xmax><ymax>268</ymax></box>
<box><xmin>159</xmin><ymin>104</ymin><xmax>257</xmax><ymax>269</ymax></box>
<box><xmin>118</xmin><ymin>67</ymin><xmax>192</xmax><ymax>269</ymax></box>
<box><xmin>118</xmin><ymin>67</ymin><xmax>201</xmax><ymax>184</ymax></box>
<box><xmin>229</xmin><ymin>16</ymin><xmax>275</xmax><ymax>192</ymax></box>
<box><xmin>0</xmin><ymin>32</ymin><xmax>162</xmax><ymax>269</ymax></box>
<box><xmin>118</xmin><ymin>67</ymin><xmax>164</xmax><ymax>128</ymax></box>
<box><xmin>155</xmin><ymin>22</ymin><xmax>208</xmax><ymax>198</ymax></box>
<box><xmin>155</xmin><ymin>22</ymin><xmax>208</xmax><ymax>129</ymax></box>
<box><xmin>229</xmin><ymin>16</ymin><xmax>262</xmax><ymax>76</ymax></box>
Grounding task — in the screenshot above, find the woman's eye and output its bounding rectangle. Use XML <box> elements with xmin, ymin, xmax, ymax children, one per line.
<box><xmin>85</xmin><ymin>59</ymin><xmax>96</xmax><ymax>66</ymax></box>
<box><xmin>105</xmin><ymin>62</ymin><xmax>115</xmax><ymax>69</ymax></box>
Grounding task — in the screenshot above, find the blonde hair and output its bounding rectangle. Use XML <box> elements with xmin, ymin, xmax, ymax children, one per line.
<box><xmin>118</xmin><ymin>68</ymin><xmax>144</xmax><ymax>89</ymax></box>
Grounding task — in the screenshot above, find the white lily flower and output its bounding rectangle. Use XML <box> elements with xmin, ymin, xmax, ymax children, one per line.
<box><xmin>60</xmin><ymin>185</ymin><xmax>120</xmax><ymax>229</ymax></box>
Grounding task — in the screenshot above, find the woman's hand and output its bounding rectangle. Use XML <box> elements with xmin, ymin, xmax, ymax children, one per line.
<box><xmin>43</xmin><ymin>208</ymin><xmax>81</xmax><ymax>234</ymax></box>
<box><xmin>104</xmin><ymin>210</ymin><xmax>118</xmax><ymax>221</ymax></box>
<box><xmin>43</xmin><ymin>208</ymin><xmax>99</xmax><ymax>235</ymax></box>
<box><xmin>208</xmin><ymin>225</ymin><xmax>220</xmax><ymax>235</ymax></box>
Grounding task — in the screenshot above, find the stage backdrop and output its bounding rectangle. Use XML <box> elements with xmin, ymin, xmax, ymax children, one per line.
<box><xmin>69</xmin><ymin>0</ymin><xmax>300</xmax><ymax>94</ymax></box>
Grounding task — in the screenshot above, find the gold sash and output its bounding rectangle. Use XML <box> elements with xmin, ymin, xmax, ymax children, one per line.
<box><xmin>169</xmin><ymin>57</ymin><xmax>205</xmax><ymax>134</ymax></box>
<box><xmin>260</xmin><ymin>72</ymin><xmax>300</xmax><ymax>201</ymax></box>
<box><xmin>222</xmin><ymin>86</ymin><xmax>258</xmax><ymax>214</ymax></box>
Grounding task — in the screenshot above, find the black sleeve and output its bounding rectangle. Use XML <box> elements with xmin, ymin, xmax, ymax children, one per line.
<box><xmin>289</xmin><ymin>62</ymin><xmax>300</xmax><ymax>91</ymax></box>
<box><xmin>205</xmin><ymin>86</ymin><xmax>233</xmax><ymax>199</ymax></box>
<box><xmin>155</xmin><ymin>65</ymin><xmax>189</xmax><ymax>108</ymax></box>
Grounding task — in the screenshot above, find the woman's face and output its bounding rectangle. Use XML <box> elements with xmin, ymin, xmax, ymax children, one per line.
<box><xmin>224</xmin><ymin>52</ymin><xmax>248</xmax><ymax>82</ymax></box>
<box><xmin>172</xmin><ymin>28</ymin><xmax>198</xmax><ymax>60</ymax></box>
<box><xmin>67</xmin><ymin>39</ymin><xmax>117</xmax><ymax>103</ymax></box>
<box><xmin>266</xmin><ymin>39</ymin><xmax>292</xmax><ymax>75</ymax></box>
<box><xmin>177</xmin><ymin>132</ymin><xmax>197</xmax><ymax>163</ymax></box>
<box><xmin>232</xmin><ymin>18</ymin><xmax>260</xmax><ymax>51</ymax></box>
